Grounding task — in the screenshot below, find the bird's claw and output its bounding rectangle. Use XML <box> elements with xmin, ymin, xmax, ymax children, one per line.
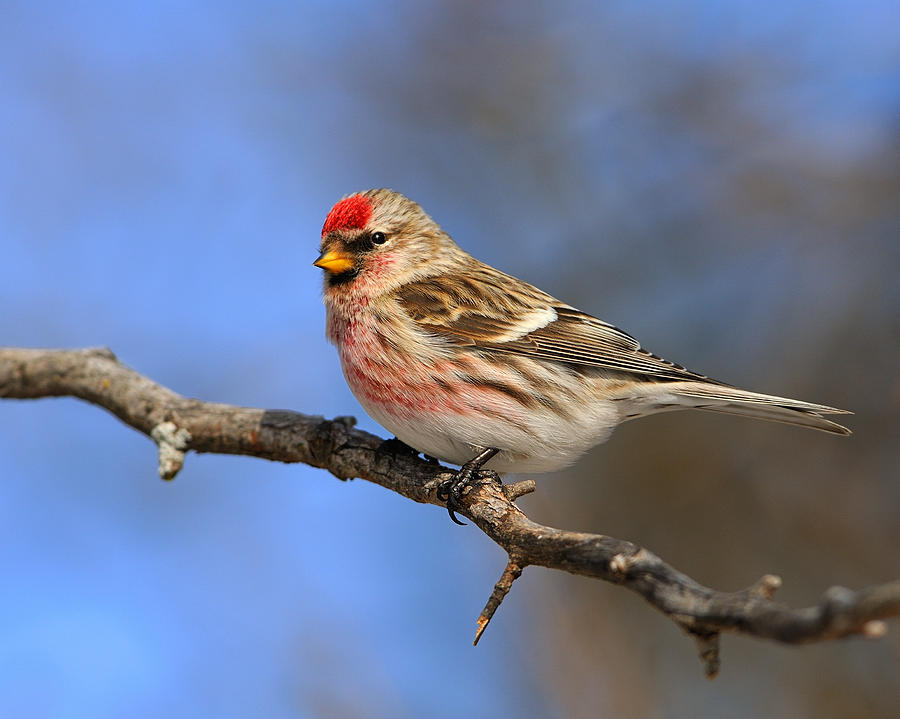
<box><xmin>436</xmin><ymin>447</ymin><xmax>501</xmax><ymax>526</ymax></box>
<box><xmin>437</xmin><ymin>468</ymin><xmax>477</xmax><ymax>525</ymax></box>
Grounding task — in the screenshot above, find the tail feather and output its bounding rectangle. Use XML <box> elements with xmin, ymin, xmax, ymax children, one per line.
<box><xmin>664</xmin><ymin>381</ymin><xmax>852</xmax><ymax>436</ymax></box>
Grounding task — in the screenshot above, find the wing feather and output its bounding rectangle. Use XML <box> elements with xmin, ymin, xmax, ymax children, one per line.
<box><xmin>395</xmin><ymin>268</ymin><xmax>720</xmax><ymax>383</ymax></box>
<box><xmin>393</xmin><ymin>266</ymin><xmax>851</xmax><ymax>431</ymax></box>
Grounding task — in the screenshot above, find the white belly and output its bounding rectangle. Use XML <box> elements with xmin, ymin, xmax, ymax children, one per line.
<box><xmin>353</xmin><ymin>368</ymin><xmax>619</xmax><ymax>474</ymax></box>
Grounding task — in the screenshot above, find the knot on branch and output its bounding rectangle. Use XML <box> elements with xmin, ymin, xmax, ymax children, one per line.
<box><xmin>608</xmin><ymin>548</ymin><xmax>652</xmax><ymax>581</ymax></box>
<box><xmin>151</xmin><ymin>421</ymin><xmax>192</xmax><ymax>480</ymax></box>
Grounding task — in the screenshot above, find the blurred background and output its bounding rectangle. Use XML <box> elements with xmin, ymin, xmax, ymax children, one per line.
<box><xmin>1</xmin><ymin>1</ymin><xmax>898</xmax><ymax>717</ymax></box>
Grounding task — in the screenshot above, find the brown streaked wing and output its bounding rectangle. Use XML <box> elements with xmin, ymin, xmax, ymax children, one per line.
<box><xmin>395</xmin><ymin>270</ymin><xmax>722</xmax><ymax>383</ymax></box>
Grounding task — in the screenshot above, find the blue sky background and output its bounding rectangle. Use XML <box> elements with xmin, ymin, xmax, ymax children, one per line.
<box><xmin>2</xmin><ymin>2</ymin><xmax>899</xmax><ymax>717</ymax></box>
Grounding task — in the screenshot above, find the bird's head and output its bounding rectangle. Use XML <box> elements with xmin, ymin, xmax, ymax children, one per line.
<box><xmin>315</xmin><ymin>189</ymin><xmax>462</xmax><ymax>298</ymax></box>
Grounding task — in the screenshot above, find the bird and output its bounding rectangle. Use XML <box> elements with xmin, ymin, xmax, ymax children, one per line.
<box><xmin>314</xmin><ymin>189</ymin><xmax>851</xmax><ymax>523</ymax></box>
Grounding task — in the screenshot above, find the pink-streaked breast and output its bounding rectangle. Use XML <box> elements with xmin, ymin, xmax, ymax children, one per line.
<box><xmin>330</xmin><ymin>310</ymin><xmax>468</xmax><ymax>416</ymax></box>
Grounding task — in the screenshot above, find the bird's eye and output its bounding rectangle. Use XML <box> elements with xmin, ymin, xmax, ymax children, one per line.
<box><xmin>371</xmin><ymin>231</ymin><xmax>387</xmax><ymax>245</ymax></box>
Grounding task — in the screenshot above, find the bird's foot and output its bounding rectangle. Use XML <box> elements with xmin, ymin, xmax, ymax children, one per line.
<box><xmin>436</xmin><ymin>448</ymin><xmax>500</xmax><ymax>525</ymax></box>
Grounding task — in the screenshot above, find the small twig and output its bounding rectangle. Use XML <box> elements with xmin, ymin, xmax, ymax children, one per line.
<box><xmin>502</xmin><ymin>479</ymin><xmax>536</xmax><ymax>501</ymax></box>
<box><xmin>474</xmin><ymin>558</ymin><xmax>525</xmax><ymax>646</ymax></box>
<box><xmin>749</xmin><ymin>574</ymin><xmax>783</xmax><ymax>599</ymax></box>
<box><xmin>688</xmin><ymin>630</ymin><xmax>721</xmax><ymax>679</ymax></box>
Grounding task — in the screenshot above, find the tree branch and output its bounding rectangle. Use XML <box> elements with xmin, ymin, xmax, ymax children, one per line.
<box><xmin>2</xmin><ymin>347</ymin><xmax>897</xmax><ymax>677</ymax></box>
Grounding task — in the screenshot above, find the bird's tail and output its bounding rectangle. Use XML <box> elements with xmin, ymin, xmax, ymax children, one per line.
<box><xmin>640</xmin><ymin>381</ymin><xmax>853</xmax><ymax>435</ymax></box>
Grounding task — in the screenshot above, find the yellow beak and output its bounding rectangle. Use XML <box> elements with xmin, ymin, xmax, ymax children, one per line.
<box><xmin>313</xmin><ymin>249</ymin><xmax>356</xmax><ymax>274</ymax></box>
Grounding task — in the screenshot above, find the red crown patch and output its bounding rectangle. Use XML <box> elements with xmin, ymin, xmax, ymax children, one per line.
<box><xmin>322</xmin><ymin>194</ymin><xmax>373</xmax><ymax>237</ymax></box>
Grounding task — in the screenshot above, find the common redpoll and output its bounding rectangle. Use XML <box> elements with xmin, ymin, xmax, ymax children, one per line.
<box><xmin>315</xmin><ymin>189</ymin><xmax>851</xmax><ymax>521</ymax></box>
